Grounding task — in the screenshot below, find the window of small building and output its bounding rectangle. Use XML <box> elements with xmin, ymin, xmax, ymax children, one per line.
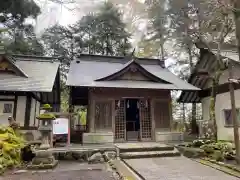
<box><xmin>223</xmin><ymin>109</ymin><xmax>240</xmax><ymax>126</ymax></box>
<box><xmin>3</xmin><ymin>103</ymin><xmax>13</xmax><ymax>113</ymax></box>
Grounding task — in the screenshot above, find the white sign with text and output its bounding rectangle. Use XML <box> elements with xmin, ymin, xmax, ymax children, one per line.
<box><xmin>53</xmin><ymin>118</ymin><xmax>69</xmax><ymax>135</ymax></box>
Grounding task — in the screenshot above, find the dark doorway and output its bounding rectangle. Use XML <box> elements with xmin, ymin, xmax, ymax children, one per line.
<box><xmin>125</xmin><ymin>99</ymin><xmax>140</xmax><ymax>141</ymax></box>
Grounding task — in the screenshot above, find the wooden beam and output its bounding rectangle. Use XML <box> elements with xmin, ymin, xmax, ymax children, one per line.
<box><xmin>31</xmin><ymin>92</ymin><xmax>41</xmax><ymax>102</ymax></box>
<box><xmin>199</xmin><ymin>82</ymin><xmax>240</xmax><ymax>98</ymax></box>
<box><xmin>0</xmin><ymin>98</ymin><xmax>15</xmax><ymax>101</ymax></box>
<box><xmin>13</xmin><ymin>95</ymin><xmax>18</xmax><ymax>119</ymax></box>
<box><xmin>56</xmin><ymin>69</ymin><xmax>61</xmax><ymax>111</ymax></box>
<box><xmin>24</xmin><ymin>94</ymin><xmax>32</xmax><ymax>128</ymax></box>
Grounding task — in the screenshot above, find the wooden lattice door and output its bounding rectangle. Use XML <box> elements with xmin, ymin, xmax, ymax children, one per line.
<box><xmin>139</xmin><ymin>99</ymin><xmax>152</xmax><ymax>141</ymax></box>
<box><xmin>114</xmin><ymin>100</ymin><xmax>126</xmax><ymax>142</ymax></box>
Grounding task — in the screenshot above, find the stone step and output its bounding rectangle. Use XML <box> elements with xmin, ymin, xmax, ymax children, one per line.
<box><xmin>118</xmin><ymin>144</ymin><xmax>174</xmax><ymax>153</ymax></box>
<box><xmin>120</xmin><ymin>149</ymin><xmax>181</xmax><ymax>159</ymax></box>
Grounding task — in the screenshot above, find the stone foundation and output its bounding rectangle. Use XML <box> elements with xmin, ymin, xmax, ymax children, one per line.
<box><xmin>82</xmin><ymin>132</ymin><xmax>114</xmax><ymax>144</ymax></box>
<box><xmin>155</xmin><ymin>131</ymin><xmax>183</xmax><ymax>142</ymax></box>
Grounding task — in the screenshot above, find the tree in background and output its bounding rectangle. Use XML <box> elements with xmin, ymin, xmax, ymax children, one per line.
<box><xmin>144</xmin><ymin>0</ymin><xmax>168</xmax><ymax>60</ymax></box>
<box><xmin>72</xmin><ymin>2</ymin><xmax>131</xmax><ymax>56</ymax></box>
<box><xmin>0</xmin><ymin>0</ymin><xmax>43</xmax><ymax>55</ymax></box>
<box><xmin>41</xmin><ymin>1</ymin><xmax>132</xmax><ymax>111</ymax></box>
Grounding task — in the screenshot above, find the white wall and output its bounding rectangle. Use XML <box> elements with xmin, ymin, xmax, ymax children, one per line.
<box><xmin>201</xmin><ymin>62</ymin><xmax>240</xmax><ymax>140</ymax></box>
<box><xmin>0</xmin><ymin>95</ymin><xmax>41</xmax><ymax>140</ymax></box>
<box><xmin>0</xmin><ymin>95</ymin><xmax>41</xmax><ymax>128</ymax></box>
<box><xmin>16</xmin><ymin>96</ymin><xmax>26</xmax><ymax>126</ymax></box>
<box><xmin>0</xmin><ymin>96</ymin><xmax>15</xmax><ymax>125</ymax></box>
<box><xmin>201</xmin><ymin>89</ymin><xmax>240</xmax><ymax>141</ymax></box>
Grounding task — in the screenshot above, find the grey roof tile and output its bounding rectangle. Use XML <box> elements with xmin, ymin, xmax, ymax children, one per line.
<box><xmin>66</xmin><ymin>56</ymin><xmax>199</xmax><ymax>90</ymax></box>
<box><xmin>0</xmin><ymin>55</ymin><xmax>60</xmax><ymax>92</ymax></box>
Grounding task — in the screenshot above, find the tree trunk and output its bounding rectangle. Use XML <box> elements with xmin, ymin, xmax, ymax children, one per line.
<box><xmin>209</xmin><ymin>79</ymin><xmax>218</xmax><ymax>141</ymax></box>
<box><xmin>232</xmin><ymin>0</ymin><xmax>240</xmax><ymax>164</ymax></box>
<box><xmin>187</xmin><ymin>45</ymin><xmax>198</xmax><ymax>135</ymax></box>
<box><xmin>160</xmin><ymin>43</ymin><xmax>164</xmax><ymax>61</ymax></box>
<box><xmin>182</xmin><ymin>103</ymin><xmax>189</xmax><ymax>131</ymax></box>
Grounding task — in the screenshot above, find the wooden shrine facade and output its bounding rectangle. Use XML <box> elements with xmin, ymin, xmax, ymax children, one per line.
<box><xmin>67</xmin><ymin>54</ymin><xmax>199</xmax><ymax>143</ymax></box>
<box><xmin>70</xmin><ymin>87</ymin><xmax>172</xmax><ymax>142</ymax></box>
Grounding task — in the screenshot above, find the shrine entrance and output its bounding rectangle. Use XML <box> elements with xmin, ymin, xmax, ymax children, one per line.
<box><xmin>125</xmin><ymin>98</ymin><xmax>140</xmax><ymax>141</ymax></box>
<box><xmin>114</xmin><ymin>98</ymin><xmax>152</xmax><ymax>142</ymax></box>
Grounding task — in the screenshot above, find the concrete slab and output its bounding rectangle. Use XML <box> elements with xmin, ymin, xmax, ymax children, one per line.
<box><xmin>125</xmin><ymin>156</ymin><xmax>239</xmax><ymax>180</ymax></box>
<box><xmin>111</xmin><ymin>159</ymin><xmax>142</xmax><ymax>180</ymax></box>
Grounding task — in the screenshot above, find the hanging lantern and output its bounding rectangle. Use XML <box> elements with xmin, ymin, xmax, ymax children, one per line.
<box><xmin>145</xmin><ymin>100</ymin><xmax>148</xmax><ymax>108</ymax></box>
<box><xmin>117</xmin><ymin>100</ymin><xmax>120</xmax><ymax>108</ymax></box>
<box><xmin>137</xmin><ymin>101</ymin><xmax>140</xmax><ymax>109</ymax></box>
<box><xmin>127</xmin><ymin>100</ymin><xmax>130</xmax><ymax>108</ymax></box>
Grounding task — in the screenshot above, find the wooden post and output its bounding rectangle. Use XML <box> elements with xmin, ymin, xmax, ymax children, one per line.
<box><xmin>150</xmin><ymin>99</ymin><xmax>156</xmax><ymax>141</ymax></box>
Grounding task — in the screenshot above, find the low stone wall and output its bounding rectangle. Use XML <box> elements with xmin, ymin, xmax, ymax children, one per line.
<box><xmin>155</xmin><ymin>131</ymin><xmax>183</xmax><ymax>142</ymax></box>
<box><xmin>82</xmin><ymin>132</ymin><xmax>114</xmax><ymax>144</ymax></box>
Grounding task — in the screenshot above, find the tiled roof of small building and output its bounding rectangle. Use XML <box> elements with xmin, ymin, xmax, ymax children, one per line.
<box><xmin>66</xmin><ymin>54</ymin><xmax>199</xmax><ymax>90</ymax></box>
<box><xmin>0</xmin><ymin>54</ymin><xmax>60</xmax><ymax>92</ymax></box>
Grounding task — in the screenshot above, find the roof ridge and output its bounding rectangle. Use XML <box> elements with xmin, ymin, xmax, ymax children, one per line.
<box><xmin>78</xmin><ymin>54</ymin><xmax>165</xmax><ymax>66</ymax></box>
<box><xmin>12</xmin><ymin>54</ymin><xmax>60</xmax><ymax>62</ymax></box>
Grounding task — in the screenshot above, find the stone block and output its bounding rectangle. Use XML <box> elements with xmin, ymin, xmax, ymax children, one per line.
<box><xmin>83</xmin><ymin>132</ymin><xmax>114</xmax><ymax>144</ymax></box>
<box><xmin>155</xmin><ymin>131</ymin><xmax>183</xmax><ymax>142</ymax></box>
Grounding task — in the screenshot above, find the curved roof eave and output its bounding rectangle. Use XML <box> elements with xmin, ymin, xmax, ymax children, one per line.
<box><xmin>94</xmin><ymin>59</ymin><xmax>172</xmax><ymax>84</ymax></box>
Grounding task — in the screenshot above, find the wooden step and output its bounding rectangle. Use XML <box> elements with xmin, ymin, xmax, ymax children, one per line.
<box><xmin>120</xmin><ymin>149</ymin><xmax>181</xmax><ymax>159</ymax></box>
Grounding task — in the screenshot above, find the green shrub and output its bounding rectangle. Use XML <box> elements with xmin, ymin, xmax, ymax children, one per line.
<box><xmin>0</xmin><ymin>126</ymin><xmax>25</xmax><ymax>173</ymax></box>
<box><xmin>210</xmin><ymin>150</ymin><xmax>224</xmax><ymax>162</ymax></box>
<box><xmin>192</xmin><ymin>140</ymin><xmax>205</xmax><ymax>147</ymax></box>
<box><xmin>224</xmin><ymin>151</ymin><xmax>235</xmax><ymax>160</ymax></box>
<box><xmin>177</xmin><ymin>147</ymin><xmax>206</xmax><ymax>158</ymax></box>
<box><xmin>200</xmin><ymin>144</ymin><xmax>215</xmax><ymax>154</ymax></box>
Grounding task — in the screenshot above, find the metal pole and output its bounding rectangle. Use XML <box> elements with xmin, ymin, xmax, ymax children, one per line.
<box><xmin>228</xmin><ymin>60</ymin><xmax>240</xmax><ymax>164</ymax></box>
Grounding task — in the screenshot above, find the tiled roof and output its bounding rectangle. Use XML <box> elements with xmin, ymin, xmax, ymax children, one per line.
<box><xmin>0</xmin><ymin>54</ymin><xmax>60</xmax><ymax>92</ymax></box>
<box><xmin>66</xmin><ymin>54</ymin><xmax>199</xmax><ymax>90</ymax></box>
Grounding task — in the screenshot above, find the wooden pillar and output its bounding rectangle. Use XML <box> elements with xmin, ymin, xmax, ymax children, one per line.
<box><xmin>169</xmin><ymin>97</ymin><xmax>173</xmax><ymax>131</ymax></box>
<box><xmin>88</xmin><ymin>88</ymin><xmax>95</xmax><ymax>132</ymax></box>
<box><xmin>68</xmin><ymin>87</ymin><xmax>74</xmax><ymax>130</ymax></box>
<box><xmin>150</xmin><ymin>99</ymin><xmax>156</xmax><ymax>141</ymax></box>
<box><xmin>112</xmin><ymin>99</ymin><xmax>115</xmax><ymax>141</ymax></box>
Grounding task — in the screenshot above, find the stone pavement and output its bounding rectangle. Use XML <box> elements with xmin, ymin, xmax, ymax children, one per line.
<box><xmin>1</xmin><ymin>162</ymin><xmax>116</xmax><ymax>180</ymax></box>
<box><xmin>125</xmin><ymin>156</ymin><xmax>240</xmax><ymax>180</ymax></box>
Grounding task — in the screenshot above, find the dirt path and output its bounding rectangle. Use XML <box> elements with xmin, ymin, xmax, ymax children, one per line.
<box><xmin>125</xmin><ymin>156</ymin><xmax>240</xmax><ymax>180</ymax></box>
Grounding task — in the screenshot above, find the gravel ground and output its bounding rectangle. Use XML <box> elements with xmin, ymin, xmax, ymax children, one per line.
<box><xmin>1</xmin><ymin>170</ymin><xmax>116</xmax><ymax>180</ymax></box>
<box><xmin>125</xmin><ymin>156</ymin><xmax>240</xmax><ymax>180</ymax></box>
<box><xmin>0</xmin><ymin>162</ymin><xmax>116</xmax><ymax>180</ymax></box>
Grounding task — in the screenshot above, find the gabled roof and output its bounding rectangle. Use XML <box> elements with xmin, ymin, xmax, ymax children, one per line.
<box><xmin>0</xmin><ymin>54</ymin><xmax>60</xmax><ymax>92</ymax></box>
<box><xmin>2</xmin><ymin>55</ymin><xmax>28</xmax><ymax>77</ymax></box>
<box><xmin>95</xmin><ymin>59</ymin><xmax>171</xmax><ymax>83</ymax></box>
<box><xmin>177</xmin><ymin>46</ymin><xmax>240</xmax><ymax>103</ymax></box>
<box><xmin>66</xmin><ymin>54</ymin><xmax>199</xmax><ymax>90</ymax></box>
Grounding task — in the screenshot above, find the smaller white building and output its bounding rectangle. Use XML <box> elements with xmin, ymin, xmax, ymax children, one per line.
<box><xmin>0</xmin><ymin>53</ymin><xmax>61</xmax><ymax>139</ymax></box>
<box><xmin>178</xmin><ymin>45</ymin><xmax>240</xmax><ymax>141</ymax></box>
